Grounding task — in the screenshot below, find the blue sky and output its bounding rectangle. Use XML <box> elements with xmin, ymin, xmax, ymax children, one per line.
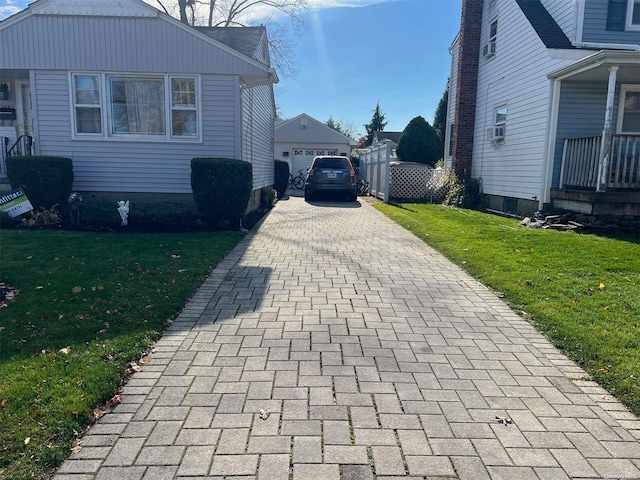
<box><xmin>276</xmin><ymin>0</ymin><xmax>462</xmax><ymax>136</ymax></box>
<box><xmin>1</xmin><ymin>0</ymin><xmax>462</xmax><ymax>136</ymax></box>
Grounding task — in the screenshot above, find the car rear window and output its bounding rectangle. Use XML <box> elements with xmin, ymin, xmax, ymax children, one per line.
<box><xmin>313</xmin><ymin>158</ymin><xmax>350</xmax><ymax>169</ymax></box>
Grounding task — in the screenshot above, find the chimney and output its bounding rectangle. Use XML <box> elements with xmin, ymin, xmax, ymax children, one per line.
<box><xmin>452</xmin><ymin>0</ymin><xmax>484</xmax><ymax>178</ymax></box>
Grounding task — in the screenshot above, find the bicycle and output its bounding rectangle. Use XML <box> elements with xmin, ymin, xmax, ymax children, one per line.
<box><xmin>287</xmin><ymin>168</ymin><xmax>307</xmax><ymax>190</ymax></box>
<box><xmin>357</xmin><ymin>176</ymin><xmax>369</xmax><ymax>196</ymax></box>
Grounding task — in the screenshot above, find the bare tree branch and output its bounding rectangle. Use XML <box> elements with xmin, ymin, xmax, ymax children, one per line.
<box><xmin>144</xmin><ymin>0</ymin><xmax>310</xmax><ymax>78</ymax></box>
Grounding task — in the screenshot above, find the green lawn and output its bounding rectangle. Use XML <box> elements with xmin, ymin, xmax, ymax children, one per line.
<box><xmin>0</xmin><ymin>230</ymin><xmax>243</xmax><ymax>480</ymax></box>
<box><xmin>375</xmin><ymin>203</ymin><xmax>640</xmax><ymax>415</ymax></box>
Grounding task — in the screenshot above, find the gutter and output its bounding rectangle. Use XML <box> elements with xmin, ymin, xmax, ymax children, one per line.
<box><xmin>572</xmin><ymin>42</ymin><xmax>640</xmax><ymax>51</ymax></box>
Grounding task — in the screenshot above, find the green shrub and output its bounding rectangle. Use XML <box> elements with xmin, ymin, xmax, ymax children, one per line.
<box><xmin>6</xmin><ymin>156</ymin><xmax>73</xmax><ymax>210</ymax></box>
<box><xmin>396</xmin><ymin>116</ymin><xmax>442</xmax><ymax>166</ymax></box>
<box><xmin>274</xmin><ymin>159</ymin><xmax>289</xmax><ymax>199</ymax></box>
<box><xmin>191</xmin><ymin>158</ymin><xmax>252</xmax><ymax>228</ymax></box>
<box><xmin>129</xmin><ymin>202</ymin><xmax>193</xmax><ymax>232</ymax></box>
<box><xmin>444</xmin><ymin>174</ymin><xmax>486</xmax><ymax>210</ymax></box>
<box><xmin>0</xmin><ymin>211</ymin><xmax>20</xmax><ymax>229</ymax></box>
<box><xmin>81</xmin><ymin>198</ymin><xmax>122</xmax><ymax>230</ymax></box>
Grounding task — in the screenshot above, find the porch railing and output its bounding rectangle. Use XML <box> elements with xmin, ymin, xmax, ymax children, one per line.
<box><xmin>561</xmin><ymin>134</ymin><xmax>640</xmax><ymax>190</ymax></box>
<box><xmin>1</xmin><ymin>135</ymin><xmax>34</xmax><ymax>177</ymax></box>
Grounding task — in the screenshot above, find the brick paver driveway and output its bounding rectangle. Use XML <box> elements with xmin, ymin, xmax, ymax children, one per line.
<box><xmin>55</xmin><ymin>197</ymin><xmax>640</xmax><ymax>480</ymax></box>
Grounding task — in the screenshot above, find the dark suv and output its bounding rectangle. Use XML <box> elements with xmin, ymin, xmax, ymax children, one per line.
<box><xmin>304</xmin><ymin>156</ymin><xmax>357</xmax><ymax>202</ymax></box>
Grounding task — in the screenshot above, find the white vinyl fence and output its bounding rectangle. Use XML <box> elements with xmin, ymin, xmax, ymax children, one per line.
<box><xmin>389</xmin><ymin>163</ymin><xmax>450</xmax><ymax>202</ymax></box>
<box><xmin>358</xmin><ymin>140</ymin><xmax>451</xmax><ymax>203</ymax></box>
<box><xmin>359</xmin><ymin>141</ymin><xmax>394</xmax><ymax>202</ymax></box>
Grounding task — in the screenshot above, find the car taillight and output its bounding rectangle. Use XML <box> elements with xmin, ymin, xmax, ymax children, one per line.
<box><xmin>350</xmin><ymin>169</ymin><xmax>355</xmax><ymax>180</ymax></box>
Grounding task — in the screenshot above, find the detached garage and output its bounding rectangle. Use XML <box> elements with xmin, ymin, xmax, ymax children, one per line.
<box><xmin>275</xmin><ymin>113</ymin><xmax>355</xmax><ymax>176</ymax></box>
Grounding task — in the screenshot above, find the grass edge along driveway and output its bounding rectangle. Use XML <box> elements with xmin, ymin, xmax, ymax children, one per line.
<box><xmin>0</xmin><ymin>229</ymin><xmax>243</xmax><ymax>480</ymax></box>
<box><xmin>375</xmin><ymin>202</ymin><xmax>640</xmax><ymax>417</ymax></box>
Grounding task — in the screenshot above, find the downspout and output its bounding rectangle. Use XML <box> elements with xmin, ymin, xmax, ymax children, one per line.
<box><xmin>596</xmin><ymin>66</ymin><xmax>618</xmax><ymax>192</ymax></box>
<box><xmin>540</xmin><ymin>77</ymin><xmax>562</xmax><ymax>210</ymax></box>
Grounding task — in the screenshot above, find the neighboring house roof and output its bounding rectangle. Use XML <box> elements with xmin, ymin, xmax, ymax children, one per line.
<box><xmin>516</xmin><ymin>0</ymin><xmax>574</xmax><ymax>49</ymax></box>
<box><xmin>275</xmin><ymin>113</ymin><xmax>355</xmax><ymax>145</ymax></box>
<box><xmin>0</xmin><ymin>0</ymin><xmax>277</xmax><ymax>82</ymax></box>
<box><xmin>196</xmin><ymin>26</ymin><xmax>266</xmax><ymax>61</ymax></box>
<box><xmin>373</xmin><ymin>131</ymin><xmax>402</xmax><ymax>144</ymax></box>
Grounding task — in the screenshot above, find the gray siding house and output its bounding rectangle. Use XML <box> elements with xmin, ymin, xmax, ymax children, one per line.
<box><xmin>446</xmin><ymin>0</ymin><xmax>640</xmax><ymax>216</ymax></box>
<box><xmin>0</xmin><ymin>0</ymin><xmax>278</xmax><ymax>211</ymax></box>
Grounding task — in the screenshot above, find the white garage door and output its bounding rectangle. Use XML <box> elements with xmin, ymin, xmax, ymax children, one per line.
<box><xmin>292</xmin><ymin>149</ymin><xmax>338</xmax><ymax>176</ymax></box>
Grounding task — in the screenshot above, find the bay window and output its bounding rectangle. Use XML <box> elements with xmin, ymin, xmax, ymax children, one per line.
<box><xmin>71</xmin><ymin>73</ymin><xmax>199</xmax><ymax>140</ymax></box>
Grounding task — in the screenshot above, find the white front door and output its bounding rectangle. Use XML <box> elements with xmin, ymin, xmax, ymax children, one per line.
<box><xmin>15</xmin><ymin>81</ymin><xmax>32</xmax><ymax>136</ymax></box>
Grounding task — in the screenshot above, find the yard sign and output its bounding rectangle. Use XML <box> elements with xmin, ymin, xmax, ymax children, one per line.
<box><xmin>0</xmin><ymin>188</ymin><xmax>33</xmax><ymax>217</ymax></box>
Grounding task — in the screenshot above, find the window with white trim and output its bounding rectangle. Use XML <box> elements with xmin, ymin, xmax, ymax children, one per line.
<box><xmin>618</xmin><ymin>85</ymin><xmax>640</xmax><ymax>134</ymax></box>
<box><xmin>628</xmin><ymin>0</ymin><xmax>640</xmax><ymax>30</ymax></box>
<box><xmin>73</xmin><ymin>74</ymin><xmax>102</xmax><ymax>134</ymax></box>
<box><xmin>483</xmin><ymin>18</ymin><xmax>498</xmax><ymax>58</ymax></box>
<box><xmin>171</xmin><ymin>78</ymin><xmax>198</xmax><ymax>137</ymax></box>
<box><xmin>71</xmin><ymin>73</ymin><xmax>199</xmax><ymax>140</ymax></box>
<box><xmin>109</xmin><ymin>76</ymin><xmax>165</xmax><ymax>135</ymax></box>
<box><xmin>494</xmin><ymin>106</ymin><xmax>507</xmax><ymax>140</ymax></box>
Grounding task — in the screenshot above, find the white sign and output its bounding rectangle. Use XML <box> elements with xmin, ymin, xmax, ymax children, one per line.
<box><xmin>0</xmin><ymin>188</ymin><xmax>33</xmax><ymax>217</ymax></box>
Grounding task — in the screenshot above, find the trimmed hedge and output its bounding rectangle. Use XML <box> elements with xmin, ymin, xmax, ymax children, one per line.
<box><xmin>274</xmin><ymin>159</ymin><xmax>289</xmax><ymax>199</ymax></box>
<box><xmin>129</xmin><ymin>202</ymin><xmax>193</xmax><ymax>232</ymax></box>
<box><xmin>6</xmin><ymin>156</ymin><xmax>73</xmax><ymax>210</ymax></box>
<box><xmin>191</xmin><ymin>157</ymin><xmax>252</xmax><ymax>228</ymax></box>
<box><xmin>81</xmin><ymin>198</ymin><xmax>122</xmax><ymax>230</ymax></box>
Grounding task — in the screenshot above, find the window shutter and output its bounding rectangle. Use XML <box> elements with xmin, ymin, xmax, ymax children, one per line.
<box><xmin>606</xmin><ymin>0</ymin><xmax>627</xmax><ymax>31</ymax></box>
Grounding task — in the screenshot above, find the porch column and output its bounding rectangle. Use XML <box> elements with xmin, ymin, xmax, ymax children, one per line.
<box><xmin>596</xmin><ymin>65</ymin><xmax>618</xmax><ymax>192</ymax></box>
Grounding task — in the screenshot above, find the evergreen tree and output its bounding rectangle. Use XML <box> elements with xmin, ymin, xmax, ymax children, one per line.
<box><xmin>433</xmin><ymin>79</ymin><xmax>449</xmax><ymax>140</ymax></box>
<box><xmin>364</xmin><ymin>102</ymin><xmax>388</xmax><ymax>146</ymax></box>
<box><xmin>396</xmin><ymin>116</ymin><xmax>442</xmax><ymax>166</ymax></box>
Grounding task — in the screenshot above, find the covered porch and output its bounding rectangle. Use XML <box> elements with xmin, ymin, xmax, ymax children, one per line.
<box><xmin>546</xmin><ymin>50</ymin><xmax>640</xmax><ymax>215</ymax></box>
<box><xmin>0</xmin><ymin>69</ymin><xmax>34</xmax><ymax>180</ymax></box>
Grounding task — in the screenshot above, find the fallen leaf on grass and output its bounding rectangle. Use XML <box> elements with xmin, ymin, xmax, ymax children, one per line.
<box><xmin>72</xmin><ymin>286</ymin><xmax>82</xmax><ymax>294</ymax></box>
<box><xmin>1</xmin><ymin>399</ymin><xmax>7</xmax><ymax>407</ymax></box>
<box><xmin>36</xmin><ymin>286</ymin><xmax>44</xmax><ymax>290</ymax></box>
<box><xmin>24</xmin><ymin>437</ymin><xmax>31</xmax><ymax>445</ymax></box>
<box><xmin>596</xmin><ymin>368</ymin><xmax>609</xmax><ymax>374</ymax></box>
<box><xmin>59</xmin><ymin>347</ymin><xmax>71</xmax><ymax>355</ymax></box>
<box><xmin>144</xmin><ymin>304</ymin><xmax>154</xmax><ymax>310</ymax></box>
<box><xmin>92</xmin><ymin>408</ymin><xmax>105</xmax><ymax>420</ymax></box>
<box><xmin>524</xmin><ymin>280</ymin><xmax>533</xmax><ymax>286</ymax></box>
<box><xmin>106</xmin><ymin>394</ymin><xmax>122</xmax><ymax>407</ymax></box>
<box><xmin>598</xmin><ymin>282</ymin><xmax>606</xmax><ymax>290</ymax></box>
<box><xmin>130</xmin><ymin>362</ymin><xmax>143</xmax><ymax>372</ymax></box>
<box><xmin>170</xmin><ymin>254</ymin><xmax>181</xmax><ymax>259</ymax></box>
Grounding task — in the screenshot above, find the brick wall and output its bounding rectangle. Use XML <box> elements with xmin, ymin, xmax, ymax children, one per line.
<box><xmin>452</xmin><ymin>0</ymin><xmax>484</xmax><ymax>177</ymax></box>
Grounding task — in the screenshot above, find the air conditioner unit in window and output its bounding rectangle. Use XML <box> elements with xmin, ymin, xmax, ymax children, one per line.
<box><xmin>483</xmin><ymin>41</ymin><xmax>496</xmax><ymax>58</ymax></box>
<box><xmin>493</xmin><ymin>125</ymin><xmax>505</xmax><ymax>141</ymax></box>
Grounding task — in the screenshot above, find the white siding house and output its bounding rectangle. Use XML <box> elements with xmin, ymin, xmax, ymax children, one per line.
<box><xmin>0</xmin><ymin>0</ymin><xmax>278</xmax><ymax>211</ymax></box>
<box><xmin>447</xmin><ymin>0</ymin><xmax>640</xmax><ymax>216</ymax></box>
<box><xmin>274</xmin><ymin>113</ymin><xmax>355</xmax><ymax>176</ymax></box>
